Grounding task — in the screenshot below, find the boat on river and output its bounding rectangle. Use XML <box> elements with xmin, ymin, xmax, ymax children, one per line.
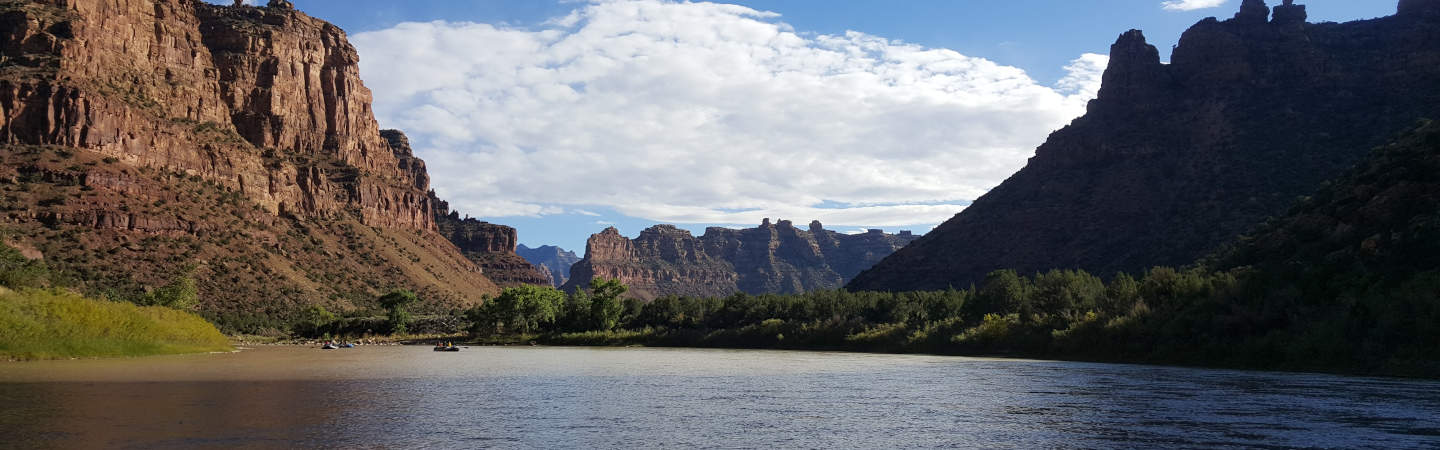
<box><xmin>321</xmin><ymin>343</ymin><xmax>338</xmax><ymax>350</ymax></box>
<box><xmin>433</xmin><ymin>344</ymin><xmax>460</xmax><ymax>352</ymax></box>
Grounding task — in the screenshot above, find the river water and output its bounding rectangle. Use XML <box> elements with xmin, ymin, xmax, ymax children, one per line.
<box><xmin>1</xmin><ymin>346</ymin><xmax>1437</xmax><ymax>449</ymax></box>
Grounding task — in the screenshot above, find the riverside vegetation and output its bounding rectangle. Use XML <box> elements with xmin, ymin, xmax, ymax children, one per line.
<box><xmin>0</xmin><ymin>243</ymin><xmax>231</xmax><ymax>360</ymax></box>
<box><xmin>447</xmin><ymin>123</ymin><xmax>1440</xmax><ymax>378</ymax></box>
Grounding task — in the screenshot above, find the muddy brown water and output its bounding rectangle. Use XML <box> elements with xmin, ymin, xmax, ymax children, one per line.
<box><xmin>1</xmin><ymin>346</ymin><xmax>1438</xmax><ymax>449</ymax></box>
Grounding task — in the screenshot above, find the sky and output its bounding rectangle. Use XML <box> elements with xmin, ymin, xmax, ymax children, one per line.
<box><xmin>220</xmin><ymin>0</ymin><xmax>1396</xmax><ymax>252</ymax></box>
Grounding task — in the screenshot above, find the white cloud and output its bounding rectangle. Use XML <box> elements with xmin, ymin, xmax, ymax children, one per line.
<box><xmin>353</xmin><ymin>0</ymin><xmax>1106</xmax><ymax>227</ymax></box>
<box><xmin>1160</xmin><ymin>0</ymin><xmax>1228</xmax><ymax>11</ymax></box>
<box><xmin>1056</xmin><ymin>53</ymin><xmax>1109</xmax><ymax>97</ymax></box>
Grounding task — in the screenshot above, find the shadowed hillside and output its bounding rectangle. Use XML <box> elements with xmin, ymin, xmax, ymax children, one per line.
<box><xmin>852</xmin><ymin>0</ymin><xmax>1440</xmax><ymax>292</ymax></box>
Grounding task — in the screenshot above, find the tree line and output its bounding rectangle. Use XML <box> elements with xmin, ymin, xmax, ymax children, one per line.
<box><xmin>461</xmin><ymin>263</ymin><xmax>1436</xmax><ymax>377</ymax></box>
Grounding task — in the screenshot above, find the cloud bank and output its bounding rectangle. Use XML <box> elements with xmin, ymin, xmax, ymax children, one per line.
<box><xmin>353</xmin><ymin>0</ymin><xmax>1106</xmax><ymax>228</ymax></box>
<box><xmin>1160</xmin><ymin>0</ymin><xmax>1228</xmax><ymax>11</ymax></box>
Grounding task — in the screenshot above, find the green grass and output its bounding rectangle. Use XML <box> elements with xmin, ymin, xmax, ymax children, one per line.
<box><xmin>0</xmin><ymin>287</ymin><xmax>231</xmax><ymax>360</ymax></box>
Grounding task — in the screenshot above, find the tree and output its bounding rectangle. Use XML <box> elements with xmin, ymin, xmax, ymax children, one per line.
<box><xmin>378</xmin><ymin>289</ymin><xmax>418</xmax><ymax>334</ymax></box>
<box><xmin>0</xmin><ymin>243</ymin><xmax>49</xmax><ymax>289</ymax></box>
<box><xmin>588</xmin><ymin>278</ymin><xmax>628</xmax><ymax>331</ymax></box>
<box><xmin>293</xmin><ymin>305</ymin><xmax>337</xmax><ymax>338</ymax></box>
<box><xmin>1032</xmin><ymin>269</ymin><xmax>1105</xmax><ymax>322</ymax></box>
<box><xmin>557</xmin><ymin>287</ymin><xmax>591</xmax><ymax>332</ymax></box>
<box><xmin>144</xmin><ymin>267</ymin><xmax>199</xmax><ymax>310</ymax></box>
<box><xmin>967</xmin><ymin>270</ymin><xmax>1029</xmax><ymax>319</ymax></box>
<box><xmin>1104</xmin><ymin>272</ymin><xmax>1141</xmax><ymax>315</ymax></box>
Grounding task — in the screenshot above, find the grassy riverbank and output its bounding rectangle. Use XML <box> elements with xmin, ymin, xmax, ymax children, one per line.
<box><xmin>0</xmin><ymin>287</ymin><xmax>231</xmax><ymax>360</ymax></box>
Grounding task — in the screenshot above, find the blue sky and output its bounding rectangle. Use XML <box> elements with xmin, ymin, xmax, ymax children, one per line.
<box><xmin>259</xmin><ymin>1</ymin><xmax>1393</xmax><ymax>84</ymax></box>
<box><xmin>221</xmin><ymin>0</ymin><xmax>1396</xmax><ymax>253</ymax></box>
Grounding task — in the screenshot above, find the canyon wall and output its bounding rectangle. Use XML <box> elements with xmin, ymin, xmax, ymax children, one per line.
<box><xmin>431</xmin><ymin>193</ymin><xmax>551</xmax><ymax>288</ymax></box>
<box><xmin>851</xmin><ymin>0</ymin><xmax>1440</xmax><ymax>291</ymax></box>
<box><xmin>0</xmin><ymin>0</ymin><xmax>503</xmax><ymax>330</ymax></box>
<box><xmin>564</xmin><ymin>220</ymin><xmax>919</xmax><ymax>300</ymax></box>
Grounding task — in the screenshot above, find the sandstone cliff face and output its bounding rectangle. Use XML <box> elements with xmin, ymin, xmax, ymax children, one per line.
<box><xmin>850</xmin><ymin>0</ymin><xmax>1440</xmax><ymax>292</ymax></box>
<box><xmin>432</xmin><ymin>193</ymin><xmax>550</xmax><ymax>288</ymax></box>
<box><xmin>564</xmin><ymin>220</ymin><xmax>920</xmax><ymax>300</ymax></box>
<box><xmin>1</xmin><ymin>0</ymin><xmax>432</xmax><ymax>230</ymax></box>
<box><xmin>0</xmin><ymin>0</ymin><xmax>502</xmax><ymax>330</ymax></box>
<box><xmin>516</xmin><ymin>244</ymin><xmax>580</xmax><ymax>289</ymax></box>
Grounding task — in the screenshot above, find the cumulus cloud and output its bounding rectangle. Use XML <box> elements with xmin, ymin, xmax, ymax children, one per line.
<box><xmin>1160</xmin><ymin>0</ymin><xmax>1228</xmax><ymax>11</ymax></box>
<box><xmin>353</xmin><ymin>0</ymin><xmax>1107</xmax><ymax>228</ymax></box>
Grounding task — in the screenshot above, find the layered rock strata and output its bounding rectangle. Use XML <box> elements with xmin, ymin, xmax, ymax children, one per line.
<box><xmin>0</xmin><ymin>0</ymin><xmax>504</xmax><ymax>329</ymax></box>
<box><xmin>564</xmin><ymin>220</ymin><xmax>919</xmax><ymax>300</ymax></box>
<box><xmin>432</xmin><ymin>194</ymin><xmax>551</xmax><ymax>288</ymax></box>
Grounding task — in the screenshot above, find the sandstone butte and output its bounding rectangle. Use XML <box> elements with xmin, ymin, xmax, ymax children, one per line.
<box><xmin>564</xmin><ymin>219</ymin><xmax>920</xmax><ymax>300</ymax></box>
<box><xmin>851</xmin><ymin>0</ymin><xmax>1440</xmax><ymax>292</ymax></box>
<box><xmin>0</xmin><ymin>0</ymin><xmax>544</xmax><ymax>332</ymax></box>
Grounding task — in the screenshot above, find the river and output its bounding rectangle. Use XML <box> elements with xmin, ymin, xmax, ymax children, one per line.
<box><xmin>1</xmin><ymin>346</ymin><xmax>1437</xmax><ymax>449</ymax></box>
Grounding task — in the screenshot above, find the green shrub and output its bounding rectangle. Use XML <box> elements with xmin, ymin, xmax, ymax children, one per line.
<box><xmin>378</xmin><ymin>289</ymin><xmax>417</xmax><ymax>334</ymax></box>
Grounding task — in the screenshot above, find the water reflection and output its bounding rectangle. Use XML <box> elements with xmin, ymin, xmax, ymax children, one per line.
<box><xmin>1</xmin><ymin>346</ymin><xmax>1438</xmax><ymax>448</ymax></box>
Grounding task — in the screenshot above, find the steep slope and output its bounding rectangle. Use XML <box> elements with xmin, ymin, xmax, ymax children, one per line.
<box><xmin>378</xmin><ymin>128</ymin><xmax>547</xmax><ymax>289</ymax></box>
<box><xmin>1139</xmin><ymin>120</ymin><xmax>1440</xmax><ymax>373</ymax></box>
<box><xmin>0</xmin><ymin>0</ymin><xmax>501</xmax><ymax>331</ymax></box>
<box><xmin>564</xmin><ymin>220</ymin><xmax>919</xmax><ymax>300</ymax></box>
<box><xmin>1212</xmin><ymin>119</ymin><xmax>1440</xmax><ymax>294</ymax></box>
<box><xmin>851</xmin><ymin>0</ymin><xmax>1440</xmax><ymax>292</ymax></box>
<box><xmin>431</xmin><ymin>194</ymin><xmax>550</xmax><ymax>288</ymax></box>
<box><xmin>516</xmin><ymin>244</ymin><xmax>580</xmax><ymax>289</ymax></box>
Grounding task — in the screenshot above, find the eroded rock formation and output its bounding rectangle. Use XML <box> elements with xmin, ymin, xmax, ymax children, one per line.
<box><xmin>850</xmin><ymin>0</ymin><xmax>1440</xmax><ymax>291</ymax></box>
<box><xmin>432</xmin><ymin>194</ymin><xmax>550</xmax><ymax>288</ymax></box>
<box><xmin>564</xmin><ymin>220</ymin><xmax>920</xmax><ymax>300</ymax></box>
<box><xmin>0</xmin><ymin>0</ymin><xmax>504</xmax><ymax>330</ymax></box>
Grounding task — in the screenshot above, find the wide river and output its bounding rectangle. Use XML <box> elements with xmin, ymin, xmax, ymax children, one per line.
<box><xmin>1</xmin><ymin>346</ymin><xmax>1438</xmax><ymax>449</ymax></box>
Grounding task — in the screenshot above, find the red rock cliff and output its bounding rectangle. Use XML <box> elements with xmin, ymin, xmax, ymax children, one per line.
<box><xmin>0</xmin><ymin>0</ymin><xmax>504</xmax><ymax>330</ymax></box>
<box><xmin>564</xmin><ymin>221</ymin><xmax>919</xmax><ymax>300</ymax></box>
<box><xmin>1</xmin><ymin>0</ymin><xmax>431</xmax><ymax>230</ymax></box>
<box><xmin>432</xmin><ymin>193</ymin><xmax>551</xmax><ymax>288</ymax></box>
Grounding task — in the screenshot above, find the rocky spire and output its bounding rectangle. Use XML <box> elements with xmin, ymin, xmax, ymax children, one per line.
<box><xmin>1399</xmin><ymin>0</ymin><xmax>1440</xmax><ymax>17</ymax></box>
<box><xmin>1272</xmin><ymin>0</ymin><xmax>1307</xmax><ymax>25</ymax></box>
<box><xmin>267</xmin><ymin>0</ymin><xmax>294</xmax><ymax>9</ymax></box>
<box><xmin>1095</xmin><ymin>30</ymin><xmax>1166</xmax><ymax>102</ymax></box>
<box><xmin>1234</xmin><ymin>0</ymin><xmax>1270</xmax><ymax>24</ymax></box>
<box><xmin>809</xmin><ymin>220</ymin><xmax>825</xmax><ymax>233</ymax></box>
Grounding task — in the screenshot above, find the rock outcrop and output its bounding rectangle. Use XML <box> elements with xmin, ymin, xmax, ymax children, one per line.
<box><xmin>564</xmin><ymin>220</ymin><xmax>919</xmax><ymax>300</ymax></box>
<box><xmin>850</xmin><ymin>0</ymin><xmax>1440</xmax><ymax>292</ymax></box>
<box><xmin>516</xmin><ymin>244</ymin><xmax>581</xmax><ymax>289</ymax></box>
<box><xmin>432</xmin><ymin>194</ymin><xmax>550</xmax><ymax>288</ymax></box>
<box><xmin>0</xmin><ymin>0</ymin><xmax>505</xmax><ymax>330</ymax></box>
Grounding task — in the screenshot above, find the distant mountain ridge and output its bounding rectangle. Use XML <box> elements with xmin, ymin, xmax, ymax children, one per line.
<box><xmin>851</xmin><ymin>0</ymin><xmax>1440</xmax><ymax>291</ymax></box>
<box><xmin>565</xmin><ymin>220</ymin><xmax>920</xmax><ymax>300</ymax></box>
<box><xmin>517</xmin><ymin>244</ymin><xmax>581</xmax><ymax>289</ymax></box>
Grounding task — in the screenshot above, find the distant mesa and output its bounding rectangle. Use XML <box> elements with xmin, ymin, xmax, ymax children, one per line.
<box><xmin>563</xmin><ymin>220</ymin><xmax>919</xmax><ymax>300</ymax></box>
